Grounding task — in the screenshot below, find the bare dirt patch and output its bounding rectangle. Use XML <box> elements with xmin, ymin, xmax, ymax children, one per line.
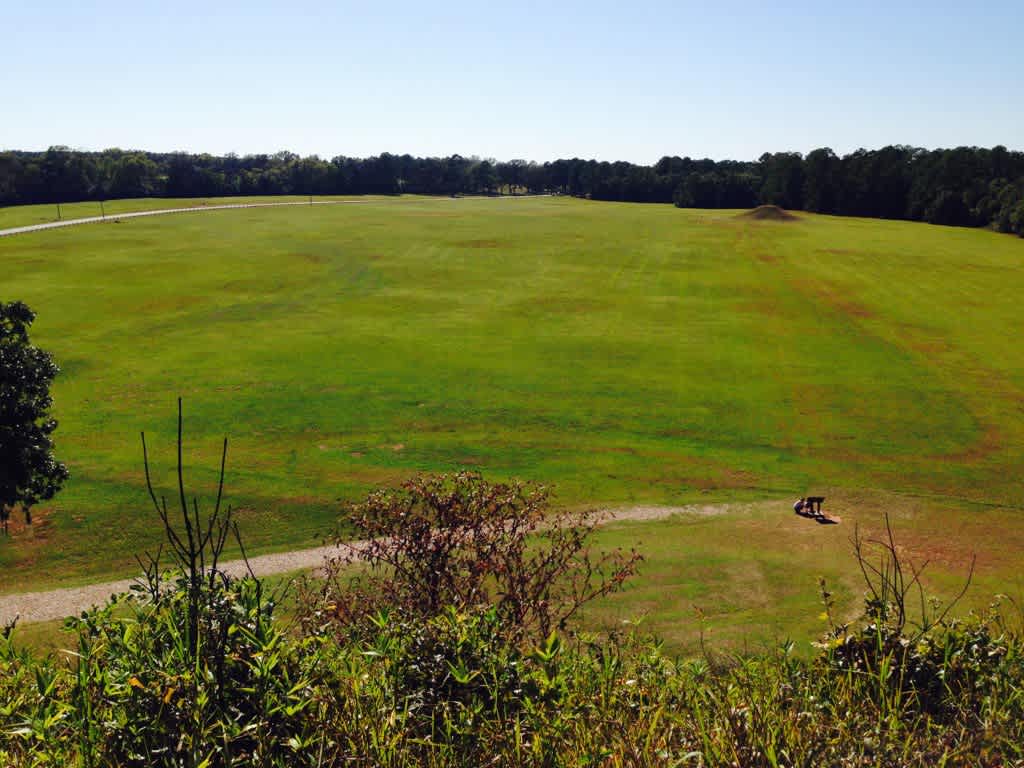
<box><xmin>735</xmin><ymin>297</ymin><xmax>784</xmax><ymax>318</ymax></box>
<box><xmin>827</xmin><ymin>295</ymin><xmax>875</xmax><ymax>319</ymax></box>
<box><xmin>935</xmin><ymin>424</ymin><xmax>1003</xmax><ymax>463</ymax></box>
<box><xmin>592</xmin><ymin>445</ymin><xmax>638</xmax><ymax>455</ymax></box>
<box><xmin>901</xmin><ymin>327</ymin><xmax>954</xmax><ymax>358</ymax></box>
<box><xmin>790</xmin><ymin>278</ymin><xmax>876</xmax><ymax>320</ymax></box>
<box><xmin>4</xmin><ymin>507</ymin><xmax>55</xmax><ymax>540</ymax></box>
<box><xmin>604</xmin><ymin>504</ymin><xmax>731</xmax><ymax>522</ymax></box>
<box><xmin>452</xmin><ymin>239</ymin><xmax>503</xmax><ymax>248</ymax></box>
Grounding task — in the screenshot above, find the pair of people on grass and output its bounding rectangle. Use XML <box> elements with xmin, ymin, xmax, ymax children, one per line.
<box><xmin>793</xmin><ymin>497</ymin><xmax>820</xmax><ymax>516</ymax></box>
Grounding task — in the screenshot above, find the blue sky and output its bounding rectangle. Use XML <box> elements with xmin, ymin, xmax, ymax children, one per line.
<box><xmin>3</xmin><ymin>0</ymin><xmax>1021</xmax><ymax>163</ymax></box>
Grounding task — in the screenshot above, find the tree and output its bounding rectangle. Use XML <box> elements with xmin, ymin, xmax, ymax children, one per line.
<box><xmin>759</xmin><ymin>152</ymin><xmax>806</xmax><ymax>210</ymax></box>
<box><xmin>496</xmin><ymin>159</ymin><xmax>529</xmax><ymax>194</ymax></box>
<box><xmin>1012</xmin><ymin>200</ymin><xmax>1024</xmax><ymax>237</ymax></box>
<box><xmin>0</xmin><ymin>302</ymin><xmax>68</xmax><ymax>531</ymax></box>
<box><xmin>803</xmin><ymin>147</ymin><xmax>841</xmax><ymax>213</ymax></box>
<box><xmin>925</xmin><ymin>189</ymin><xmax>972</xmax><ymax>226</ymax></box>
<box><xmin>109</xmin><ymin>153</ymin><xmax>159</xmax><ymax>198</ymax></box>
<box><xmin>1</xmin><ymin>144</ymin><xmax>1023</xmax><ymax>231</ymax></box>
<box><xmin>472</xmin><ymin>160</ymin><xmax>498</xmax><ymax>194</ymax></box>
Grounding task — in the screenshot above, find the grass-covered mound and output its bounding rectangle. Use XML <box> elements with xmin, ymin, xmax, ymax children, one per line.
<box><xmin>740</xmin><ymin>204</ymin><xmax>800</xmax><ymax>221</ymax></box>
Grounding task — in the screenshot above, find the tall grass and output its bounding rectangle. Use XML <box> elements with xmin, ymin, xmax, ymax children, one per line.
<box><xmin>3</xmin><ymin>593</ymin><xmax>1022</xmax><ymax>766</ymax></box>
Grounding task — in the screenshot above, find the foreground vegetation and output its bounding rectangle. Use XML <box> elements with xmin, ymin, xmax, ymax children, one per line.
<box><xmin>2</xmin><ymin>466</ymin><xmax>1021</xmax><ymax>766</ymax></box>
<box><xmin>6</xmin><ymin>597</ymin><xmax>1021</xmax><ymax>766</ymax></box>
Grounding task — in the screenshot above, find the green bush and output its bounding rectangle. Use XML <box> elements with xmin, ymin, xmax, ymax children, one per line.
<box><xmin>73</xmin><ymin>578</ymin><xmax>323</xmax><ymax>767</ymax></box>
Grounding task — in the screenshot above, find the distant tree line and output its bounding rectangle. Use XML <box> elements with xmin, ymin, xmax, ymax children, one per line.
<box><xmin>2</xmin><ymin>144</ymin><xmax>1023</xmax><ymax>235</ymax></box>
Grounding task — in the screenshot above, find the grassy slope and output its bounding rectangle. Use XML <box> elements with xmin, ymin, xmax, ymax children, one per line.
<box><xmin>587</xmin><ymin>491</ymin><xmax>1024</xmax><ymax>652</ymax></box>
<box><xmin>2</xmin><ymin>197</ymin><xmax>1023</xmax><ymax>647</ymax></box>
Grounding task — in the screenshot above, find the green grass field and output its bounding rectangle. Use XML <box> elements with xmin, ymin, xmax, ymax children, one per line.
<box><xmin>3</xmin><ymin>195</ymin><xmax>1023</xmax><ymax>649</ymax></box>
<box><xmin>0</xmin><ymin>195</ymin><xmax>380</xmax><ymax>230</ymax></box>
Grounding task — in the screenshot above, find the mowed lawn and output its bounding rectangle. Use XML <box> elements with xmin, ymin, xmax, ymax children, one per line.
<box><xmin>0</xmin><ymin>195</ymin><xmax>377</xmax><ymax>230</ymax></box>
<box><xmin>2</xmin><ymin>197</ymin><xmax>1024</xmax><ymax>635</ymax></box>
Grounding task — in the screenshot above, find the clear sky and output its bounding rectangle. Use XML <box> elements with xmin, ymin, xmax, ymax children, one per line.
<box><xmin>3</xmin><ymin>0</ymin><xmax>1021</xmax><ymax>163</ymax></box>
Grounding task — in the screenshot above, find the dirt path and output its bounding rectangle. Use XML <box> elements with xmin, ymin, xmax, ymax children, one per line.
<box><xmin>0</xmin><ymin>503</ymin><xmax>736</xmax><ymax>625</ymax></box>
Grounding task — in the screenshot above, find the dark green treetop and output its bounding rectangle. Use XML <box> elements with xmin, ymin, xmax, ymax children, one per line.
<box><xmin>0</xmin><ymin>301</ymin><xmax>68</xmax><ymax>528</ymax></box>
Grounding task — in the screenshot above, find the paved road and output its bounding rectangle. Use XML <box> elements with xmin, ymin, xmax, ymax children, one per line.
<box><xmin>0</xmin><ymin>200</ymin><xmax>369</xmax><ymax>238</ymax></box>
<box><xmin>0</xmin><ymin>503</ymin><xmax>737</xmax><ymax>625</ymax></box>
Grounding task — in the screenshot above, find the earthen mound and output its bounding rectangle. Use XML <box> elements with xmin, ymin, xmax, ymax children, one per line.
<box><xmin>740</xmin><ymin>205</ymin><xmax>799</xmax><ymax>222</ymax></box>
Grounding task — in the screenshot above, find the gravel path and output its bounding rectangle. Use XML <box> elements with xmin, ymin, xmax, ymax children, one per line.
<box><xmin>0</xmin><ymin>503</ymin><xmax>738</xmax><ymax>625</ymax></box>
